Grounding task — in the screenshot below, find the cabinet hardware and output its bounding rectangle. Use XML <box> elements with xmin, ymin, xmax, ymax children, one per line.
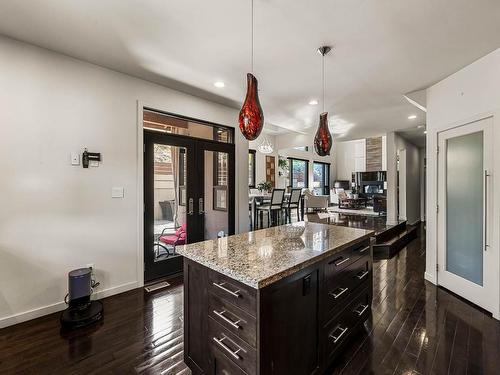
<box><xmin>213</xmin><ymin>309</ymin><xmax>242</xmax><ymax>329</ymax></box>
<box><xmin>356</xmin><ymin>270</ymin><xmax>369</xmax><ymax>280</ymax></box>
<box><xmin>213</xmin><ymin>335</ymin><xmax>243</xmax><ymax>360</ymax></box>
<box><xmin>334</xmin><ymin>257</ymin><xmax>350</xmax><ymax>267</ymax></box>
<box><xmin>330</xmin><ymin>326</ymin><xmax>348</xmax><ymax>343</ymax></box>
<box><xmin>213</xmin><ymin>282</ymin><xmax>241</xmax><ymax>298</ymax></box>
<box><xmin>359</xmin><ymin>246</ymin><xmax>370</xmax><ymax>253</ymax></box>
<box><xmin>354</xmin><ymin>304</ymin><xmax>369</xmax><ymax>316</ymax></box>
<box><xmin>330</xmin><ymin>287</ymin><xmax>349</xmax><ymax>299</ymax></box>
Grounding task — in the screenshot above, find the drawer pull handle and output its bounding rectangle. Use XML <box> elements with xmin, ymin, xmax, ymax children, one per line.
<box><xmin>330</xmin><ymin>326</ymin><xmax>348</xmax><ymax>344</ymax></box>
<box><xmin>213</xmin><ymin>309</ymin><xmax>242</xmax><ymax>329</ymax></box>
<box><xmin>213</xmin><ymin>282</ymin><xmax>241</xmax><ymax>298</ymax></box>
<box><xmin>359</xmin><ymin>246</ymin><xmax>370</xmax><ymax>253</ymax></box>
<box><xmin>330</xmin><ymin>287</ymin><xmax>349</xmax><ymax>299</ymax></box>
<box><xmin>334</xmin><ymin>257</ymin><xmax>350</xmax><ymax>267</ymax></box>
<box><xmin>213</xmin><ymin>335</ymin><xmax>244</xmax><ymax>360</ymax></box>
<box><xmin>356</xmin><ymin>270</ymin><xmax>369</xmax><ymax>280</ymax></box>
<box><xmin>354</xmin><ymin>304</ymin><xmax>369</xmax><ymax>316</ymax></box>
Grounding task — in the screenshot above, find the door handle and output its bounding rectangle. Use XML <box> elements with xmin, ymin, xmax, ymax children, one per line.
<box><xmin>188</xmin><ymin>198</ymin><xmax>194</xmax><ymax>216</ymax></box>
<box><xmin>484</xmin><ymin>170</ymin><xmax>490</xmax><ymax>251</ymax></box>
<box><xmin>199</xmin><ymin>197</ymin><xmax>205</xmax><ymax>215</ymax></box>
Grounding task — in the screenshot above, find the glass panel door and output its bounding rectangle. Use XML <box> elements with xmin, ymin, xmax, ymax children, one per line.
<box><xmin>437</xmin><ymin>117</ymin><xmax>496</xmax><ymax>313</ymax></box>
<box><xmin>144</xmin><ymin>131</ymin><xmax>235</xmax><ymax>282</ymax></box>
<box><xmin>203</xmin><ymin>150</ymin><xmax>229</xmax><ymax>239</ymax></box>
<box><xmin>446</xmin><ymin>131</ymin><xmax>483</xmax><ymax>285</ymax></box>
<box><xmin>153</xmin><ymin>144</ymin><xmax>187</xmax><ymax>260</ymax></box>
<box><xmin>144</xmin><ymin>133</ymin><xmax>195</xmax><ymax>282</ymax></box>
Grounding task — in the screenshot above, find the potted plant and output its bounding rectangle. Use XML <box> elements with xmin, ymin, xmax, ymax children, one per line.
<box><xmin>257</xmin><ymin>181</ymin><xmax>273</xmax><ymax>193</ymax></box>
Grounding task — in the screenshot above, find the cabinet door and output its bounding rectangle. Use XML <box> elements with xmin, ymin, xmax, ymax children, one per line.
<box><xmin>260</xmin><ymin>269</ymin><xmax>319</xmax><ymax>375</ymax></box>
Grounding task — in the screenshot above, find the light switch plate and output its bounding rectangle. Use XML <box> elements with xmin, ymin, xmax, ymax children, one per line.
<box><xmin>71</xmin><ymin>152</ymin><xmax>80</xmax><ymax>166</ymax></box>
<box><xmin>112</xmin><ymin>187</ymin><xmax>124</xmax><ymax>198</ymax></box>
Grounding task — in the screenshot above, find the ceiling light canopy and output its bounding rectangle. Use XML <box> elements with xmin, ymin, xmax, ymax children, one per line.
<box><xmin>214</xmin><ymin>81</ymin><xmax>225</xmax><ymax>88</ymax></box>
<box><xmin>309</xmin><ymin>99</ymin><xmax>318</xmax><ymax>105</ymax></box>
<box><xmin>408</xmin><ymin>115</ymin><xmax>417</xmax><ymax>120</ymax></box>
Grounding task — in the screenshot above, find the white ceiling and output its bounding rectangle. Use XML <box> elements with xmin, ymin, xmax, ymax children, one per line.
<box><xmin>1</xmin><ymin>0</ymin><xmax>500</xmax><ymax>140</ymax></box>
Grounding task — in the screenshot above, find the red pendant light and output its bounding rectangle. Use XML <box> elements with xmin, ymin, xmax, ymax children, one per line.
<box><xmin>239</xmin><ymin>73</ymin><xmax>263</xmax><ymax>140</ymax></box>
<box><xmin>239</xmin><ymin>0</ymin><xmax>264</xmax><ymax>140</ymax></box>
<box><xmin>314</xmin><ymin>46</ymin><xmax>333</xmax><ymax>156</ymax></box>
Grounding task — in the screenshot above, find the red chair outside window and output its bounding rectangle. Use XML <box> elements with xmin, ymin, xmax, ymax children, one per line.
<box><xmin>156</xmin><ymin>223</ymin><xmax>187</xmax><ymax>257</ymax></box>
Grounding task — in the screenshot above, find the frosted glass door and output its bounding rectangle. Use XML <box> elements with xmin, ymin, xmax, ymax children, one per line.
<box><xmin>445</xmin><ymin>132</ymin><xmax>483</xmax><ymax>285</ymax></box>
<box><xmin>437</xmin><ymin>116</ymin><xmax>496</xmax><ymax>314</ymax></box>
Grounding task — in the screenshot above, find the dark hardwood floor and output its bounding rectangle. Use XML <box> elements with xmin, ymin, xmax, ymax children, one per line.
<box><xmin>1</xmin><ymin>220</ymin><xmax>499</xmax><ymax>374</ymax></box>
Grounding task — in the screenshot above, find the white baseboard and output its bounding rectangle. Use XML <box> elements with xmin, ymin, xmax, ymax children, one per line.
<box><xmin>424</xmin><ymin>271</ymin><xmax>437</xmax><ymax>285</ymax></box>
<box><xmin>409</xmin><ymin>219</ymin><xmax>421</xmax><ymax>226</ymax></box>
<box><xmin>0</xmin><ymin>281</ymin><xmax>139</xmax><ymax>329</ymax></box>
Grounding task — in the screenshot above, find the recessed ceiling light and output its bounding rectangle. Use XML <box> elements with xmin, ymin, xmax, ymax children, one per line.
<box><xmin>408</xmin><ymin>115</ymin><xmax>417</xmax><ymax>120</ymax></box>
<box><xmin>417</xmin><ymin>125</ymin><xmax>425</xmax><ymax>129</ymax></box>
<box><xmin>309</xmin><ymin>99</ymin><xmax>319</xmax><ymax>105</ymax></box>
<box><xmin>214</xmin><ymin>81</ymin><xmax>225</xmax><ymax>88</ymax></box>
<box><xmin>423</xmin><ymin>130</ymin><xmax>427</xmax><ymax>134</ymax></box>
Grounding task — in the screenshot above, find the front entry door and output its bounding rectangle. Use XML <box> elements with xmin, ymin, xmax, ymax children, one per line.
<box><xmin>437</xmin><ymin>117</ymin><xmax>495</xmax><ymax>312</ymax></box>
<box><xmin>144</xmin><ymin>131</ymin><xmax>235</xmax><ymax>282</ymax></box>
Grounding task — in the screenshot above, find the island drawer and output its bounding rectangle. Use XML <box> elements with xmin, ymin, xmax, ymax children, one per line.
<box><xmin>324</xmin><ymin>286</ymin><xmax>371</xmax><ymax>361</ymax></box>
<box><xmin>213</xmin><ymin>348</ymin><xmax>248</xmax><ymax>375</ymax></box>
<box><xmin>324</xmin><ymin>254</ymin><xmax>371</xmax><ymax>317</ymax></box>
<box><xmin>209</xmin><ymin>292</ymin><xmax>257</xmax><ymax>347</ymax></box>
<box><xmin>209</xmin><ymin>271</ymin><xmax>257</xmax><ymax>315</ymax></box>
<box><xmin>209</xmin><ymin>317</ymin><xmax>256</xmax><ymax>375</ymax></box>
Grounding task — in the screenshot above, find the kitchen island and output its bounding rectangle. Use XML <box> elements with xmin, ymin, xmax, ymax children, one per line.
<box><xmin>177</xmin><ymin>222</ymin><xmax>374</xmax><ymax>375</ymax></box>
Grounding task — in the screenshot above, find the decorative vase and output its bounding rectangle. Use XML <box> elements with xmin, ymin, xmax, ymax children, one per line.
<box><xmin>314</xmin><ymin>112</ymin><xmax>333</xmax><ymax>156</ymax></box>
<box><xmin>239</xmin><ymin>73</ymin><xmax>264</xmax><ymax>141</ymax></box>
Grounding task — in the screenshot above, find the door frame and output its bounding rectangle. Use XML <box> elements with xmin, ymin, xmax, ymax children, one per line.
<box><xmin>436</xmin><ymin>116</ymin><xmax>497</xmax><ymax>313</ymax></box>
<box><xmin>136</xmin><ymin>102</ymin><xmax>237</xmax><ymax>286</ymax></box>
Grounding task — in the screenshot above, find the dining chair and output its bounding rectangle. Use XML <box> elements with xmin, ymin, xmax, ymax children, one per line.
<box><xmin>284</xmin><ymin>188</ymin><xmax>302</xmax><ymax>223</ymax></box>
<box><xmin>256</xmin><ymin>188</ymin><xmax>285</xmax><ymax>228</ymax></box>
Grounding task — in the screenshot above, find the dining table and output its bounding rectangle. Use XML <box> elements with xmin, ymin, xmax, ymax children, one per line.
<box><xmin>249</xmin><ymin>191</ymin><xmax>305</xmax><ymax>230</ymax></box>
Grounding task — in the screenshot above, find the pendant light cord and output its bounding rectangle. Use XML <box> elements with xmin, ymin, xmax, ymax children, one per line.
<box><xmin>251</xmin><ymin>0</ymin><xmax>254</xmax><ymax>74</ymax></box>
<box><xmin>322</xmin><ymin>52</ymin><xmax>325</xmax><ymax>112</ymax></box>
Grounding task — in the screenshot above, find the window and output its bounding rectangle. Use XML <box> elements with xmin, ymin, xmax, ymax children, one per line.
<box><xmin>143</xmin><ymin>109</ymin><xmax>234</xmax><ymax>143</ymax></box>
<box><xmin>288</xmin><ymin>158</ymin><xmax>309</xmax><ymax>188</ymax></box>
<box><xmin>248</xmin><ymin>149</ymin><xmax>256</xmax><ymax>187</ymax></box>
<box><xmin>313</xmin><ymin>162</ymin><xmax>330</xmax><ymax>195</ymax></box>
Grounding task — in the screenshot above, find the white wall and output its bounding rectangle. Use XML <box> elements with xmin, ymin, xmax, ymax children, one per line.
<box><xmin>0</xmin><ymin>36</ymin><xmax>249</xmax><ymax>327</ymax></box>
<box><xmin>425</xmin><ymin>47</ymin><xmax>500</xmax><ymax>319</ymax></box>
<box><xmin>386</xmin><ymin>132</ymin><xmax>421</xmax><ymax>225</ymax></box>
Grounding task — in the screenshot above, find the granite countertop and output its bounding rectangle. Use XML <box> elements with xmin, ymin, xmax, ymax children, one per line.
<box><xmin>177</xmin><ymin>222</ymin><xmax>373</xmax><ymax>289</ymax></box>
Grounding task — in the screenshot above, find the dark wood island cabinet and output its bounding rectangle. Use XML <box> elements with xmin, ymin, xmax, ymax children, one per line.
<box><xmin>178</xmin><ymin>222</ymin><xmax>374</xmax><ymax>375</ymax></box>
